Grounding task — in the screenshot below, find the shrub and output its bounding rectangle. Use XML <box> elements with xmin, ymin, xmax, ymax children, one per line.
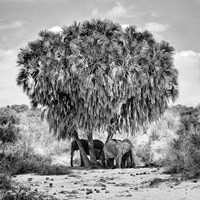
<box><xmin>0</xmin><ymin>152</ymin><xmax>70</xmax><ymax>176</ymax></box>
<box><xmin>164</xmin><ymin>132</ymin><xmax>200</xmax><ymax>178</ymax></box>
<box><xmin>0</xmin><ymin>107</ymin><xmax>19</xmax><ymax>145</ymax></box>
<box><xmin>0</xmin><ymin>174</ymin><xmax>12</xmax><ymax>190</ymax></box>
<box><xmin>136</xmin><ymin>142</ymin><xmax>152</xmax><ymax>166</ymax></box>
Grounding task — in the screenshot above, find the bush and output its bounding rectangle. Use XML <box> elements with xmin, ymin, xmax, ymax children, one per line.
<box><xmin>136</xmin><ymin>142</ymin><xmax>152</xmax><ymax>166</ymax></box>
<box><xmin>0</xmin><ymin>107</ymin><xmax>19</xmax><ymax>145</ymax></box>
<box><xmin>164</xmin><ymin>132</ymin><xmax>200</xmax><ymax>178</ymax></box>
<box><xmin>1</xmin><ymin>185</ymin><xmax>58</xmax><ymax>200</ymax></box>
<box><xmin>0</xmin><ymin>174</ymin><xmax>12</xmax><ymax>190</ymax></box>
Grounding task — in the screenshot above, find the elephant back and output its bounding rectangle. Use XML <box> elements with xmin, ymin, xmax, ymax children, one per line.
<box><xmin>103</xmin><ymin>139</ymin><xmax>121</xmax><ymax>158</ymax></box>
<box><xmin>93</xmin><ymin>139</ymin><xmax>104</xmax><ymax>150</ymax></box>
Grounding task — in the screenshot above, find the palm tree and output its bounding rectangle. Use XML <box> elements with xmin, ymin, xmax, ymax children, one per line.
<box><xmin>16</xmin><ymin>19</ymin><xmax>178</xmax><ymax>167</ymax></box>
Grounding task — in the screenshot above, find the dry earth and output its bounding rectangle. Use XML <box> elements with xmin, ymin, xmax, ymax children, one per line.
<box><xmin>12</xmin><ymin>167</ymin><xmax>200</xmax><ymax>200</ymax></box>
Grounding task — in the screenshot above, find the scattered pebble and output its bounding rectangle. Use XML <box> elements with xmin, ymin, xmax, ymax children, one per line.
<box><xmin>98</xmin><ymin>178</ymin><xmax>106</xmax><ymax>182</ymax></box>
<box><xmin>59</xmin><ymin>190</ymin><xmax>67</xmax><ymax>194</ymax></box>
<box><xmin>94</xmin><ymin>189</ymin><xmax>100</xmax><ymax>193</ymax></box>
<box><xmin>49</xmin><ymin>183</ymin><xmax>53</xmax><ymax>187</ymax></box>
<box><xmin>94</xmin><ymin>183</ymin><xmax>106</xmax><ymax>187</ymax></box>
<box><xmin>72</xmin><ymin>190</ymin><xmax>78</xmax><ymax>194</ymax></box>
<box><xmin>86</xmin><ymin>188</ymin><xmax>93</xmax><ymax>195</ymax></box>
<box><xmin>107</xmin><ymin>182</ymin><xmax>115</xmax><ymax>184</ymax></box>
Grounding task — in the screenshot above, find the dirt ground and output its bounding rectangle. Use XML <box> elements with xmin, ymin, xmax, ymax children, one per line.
<box><xmin>13</xmin><ymin>167</ymin><xmax>200</xmax><ymax>200</ymax></box>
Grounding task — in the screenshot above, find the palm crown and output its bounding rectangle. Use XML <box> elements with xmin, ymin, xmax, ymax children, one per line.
<box><xmin>17</xmin><ymin>19</ymin><xmax>178</xmax><ymax>139</ymax></box>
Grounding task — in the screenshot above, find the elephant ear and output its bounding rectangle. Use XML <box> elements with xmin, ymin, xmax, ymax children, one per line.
<box><xmin>121</xmin><ymin>142</ymin><xmax>130</xmax><ymax>155</ymax></box>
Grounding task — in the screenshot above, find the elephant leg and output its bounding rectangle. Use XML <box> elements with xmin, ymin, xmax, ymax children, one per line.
<box><xmin>80</xmin><ymin>151</ymin><xmax>84</xmax><ymax>166</ymax></box>
<box><xmin>121</xmin><ymin>154</ymin><xmax>126</xmax><ymax>168</ymax></box>
<box><xmin>126</xmin><ymin>151</ymin><xmax>132</xmax><ymax>168</ymax></box>
<box><xmin>107</xmin><ymin>158</ymin><xmax>114</xmax><ymax>168</ymax></box>
<box><xmin>116</xmin><ymin>155</ymin><xmax>122</xmax><ymax>168</ymax></box>
<box><xmin>131</xmin><ymin>148</ymin><xmax>135</xmax><ymax>168</ymax></box>
<box><xmin>101</xmin><ymin>151</ymin><xmax>106</xmax><ymax>167</ymax></box>
<box><xmin>116</xmin><ymin>144</ymin><xmax>122</xmax><ymax>168</ymax></box>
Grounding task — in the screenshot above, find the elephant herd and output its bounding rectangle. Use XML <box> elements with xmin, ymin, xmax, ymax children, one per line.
<box><xmin>70</xmin><ymin>139</ymin><xmax>135</xmax><ymax>168</ymax></box>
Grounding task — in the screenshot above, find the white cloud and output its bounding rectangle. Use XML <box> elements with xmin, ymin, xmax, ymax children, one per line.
<box><xmin>49</xmin><ymin>26</ymin><xmax>63</xmax><ymax>33</ymax></box>
<box><xmin>106</xmin><ymin>2</ymin><xmax>127</xmax><ymax>18</ymax></box>
<box><xmin>143</xmin><ymin>22</ymin><xmax>169</xmax><ymax>41</ymax></box>
<box><xmin>91</xmin><ymin>2</ymin><xmax>130</xmax><ymax>19</ymax></box>
<box><xmin>144</xmin><ymin>22</ymin><xmax>169</xmax><ymax>33</ymax></box>
<box><xmin>121</xmin><ymin>24</ymin><xmax>142</xmax><ymax>32</ymax></box>
<box><xmin>174</xmin><ymin>50</ymin><xmax>200</xmax><ymax>107</ymax></box>
<box><xmin>151</xmin><ymin>12</ymin><xmax>159</xmax><ymax>18</ymax></box>
<box><xmin>0</xmin><ymin>49</ymin><xmax>30</xmax><ymax>106</ymax></box>
<box><xmin>121</xmin><ymin>24</ymin><xmax>129</xmax><ymax>30</ymax></box>
<box><xmin>0</xmin><ymin>19</ymin><xmax>24</xmax><ymax>30</ymax></box>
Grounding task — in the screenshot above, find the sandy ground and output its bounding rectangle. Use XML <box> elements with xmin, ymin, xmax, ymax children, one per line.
<box><xmin>13</xmin><ymin>167</ymin><xmax>200</xmax><ymax>200</ymax></box>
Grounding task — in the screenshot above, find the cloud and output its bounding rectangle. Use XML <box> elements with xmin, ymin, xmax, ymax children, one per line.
<box><xmin>106</xmin><ymin>2</ymin><xmax>127</xmax><ymax>18</ymax></box>
<box><xmin>143</xmin><ymin>22</ymin><xmax>169</xmax><ymax>41</ymax></box>
<box><xmin>49</xmin><ymin>26</ymin><xmax>63</xmax><ymax>33</ymax></box>
<box><xmin>151</xmin><ymin>12</ymin><xmax>159</xmax><ymax>18</ymax></box>
<box><xmin>121</xmin><ymin>24</ymin><xmax>142</xmax><ymax>32</ymax></box>
<box><xmin>144</xmin><ymin>22</ymin><xmax>169</xmax><ymax>33</ymax></box>
<box><xmin>0</xmin><ymin>49</ymin><xmax>29</xmax><ymax>106</ymax></box>
<box><xmin>0</xmin><ymin>19</ymin><xmax>24</xmax><ymax>30</ymax></box>
<box><xmin>174</xmin><ymin>50</ymin><xmax>200</xmax><ymax>107</ymax></box>
<box><xmin>91</xmin><ymin>2</ymin><xmax>132</xmax><ymax>19</ymax></box>
<box><xmin>121</xmin><ymin>24</ymin><xmax>129</xmax><ymax>30</ymax></box>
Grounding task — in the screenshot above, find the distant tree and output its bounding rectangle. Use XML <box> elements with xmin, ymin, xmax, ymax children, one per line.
<box><xmin>171</xmin><ymin>105</ymin><xmax>200</xmax><ymax>135</ymax></box>
<box><xmin>11</xmin><ymin>104</ymin><xmax>29</xmax><ymax>113</ymax></box>
<box><xmin>0</xmin><ymin>107</ymin><xmax>19</xmax><ymax>151</ymax></box>
<box><xmin>16</xmin><ymin>19</ymin><xmax>178</xmax><ymax>167</ymax></box>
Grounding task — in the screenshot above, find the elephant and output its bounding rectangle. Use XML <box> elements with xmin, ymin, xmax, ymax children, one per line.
<box><xmin>101</xmin><ymin>139</ymin><xmax>122</xmax><ymax>168</ymax></box>
<box><xmin>70</xmin><ymin>139</ymin><xmax>104</xmax><ymax>167</ymax></box>
<box><xmin>102</xmin><ymin>139</ymin><xmax>135</xmax><ymax>168</ymax></box>
<box><xmin>121</xmin><ymin>139</ymin><xmax>135</xmax><ymax>168</ymax></box>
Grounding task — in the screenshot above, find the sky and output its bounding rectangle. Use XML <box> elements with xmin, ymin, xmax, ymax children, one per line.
<box><xmin>0</xmin><ymin>0</ymin><xmax>200</xmax><ymax>107</ymax></box>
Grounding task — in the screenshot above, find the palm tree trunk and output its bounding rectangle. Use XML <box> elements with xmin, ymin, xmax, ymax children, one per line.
<box><xmin>105</xmin><ymin>126</ymin><xmax>114</xmax><ymax>143</ymax></box>
<box><xmin>87</xmin><ymin>130</ymin><xmax>97</xmax><ymax>166</ymax></box>
<box><xmin>74</xmin><ymin>134</ymin><xmax>90</xmax><ymax>167</ymax></box>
